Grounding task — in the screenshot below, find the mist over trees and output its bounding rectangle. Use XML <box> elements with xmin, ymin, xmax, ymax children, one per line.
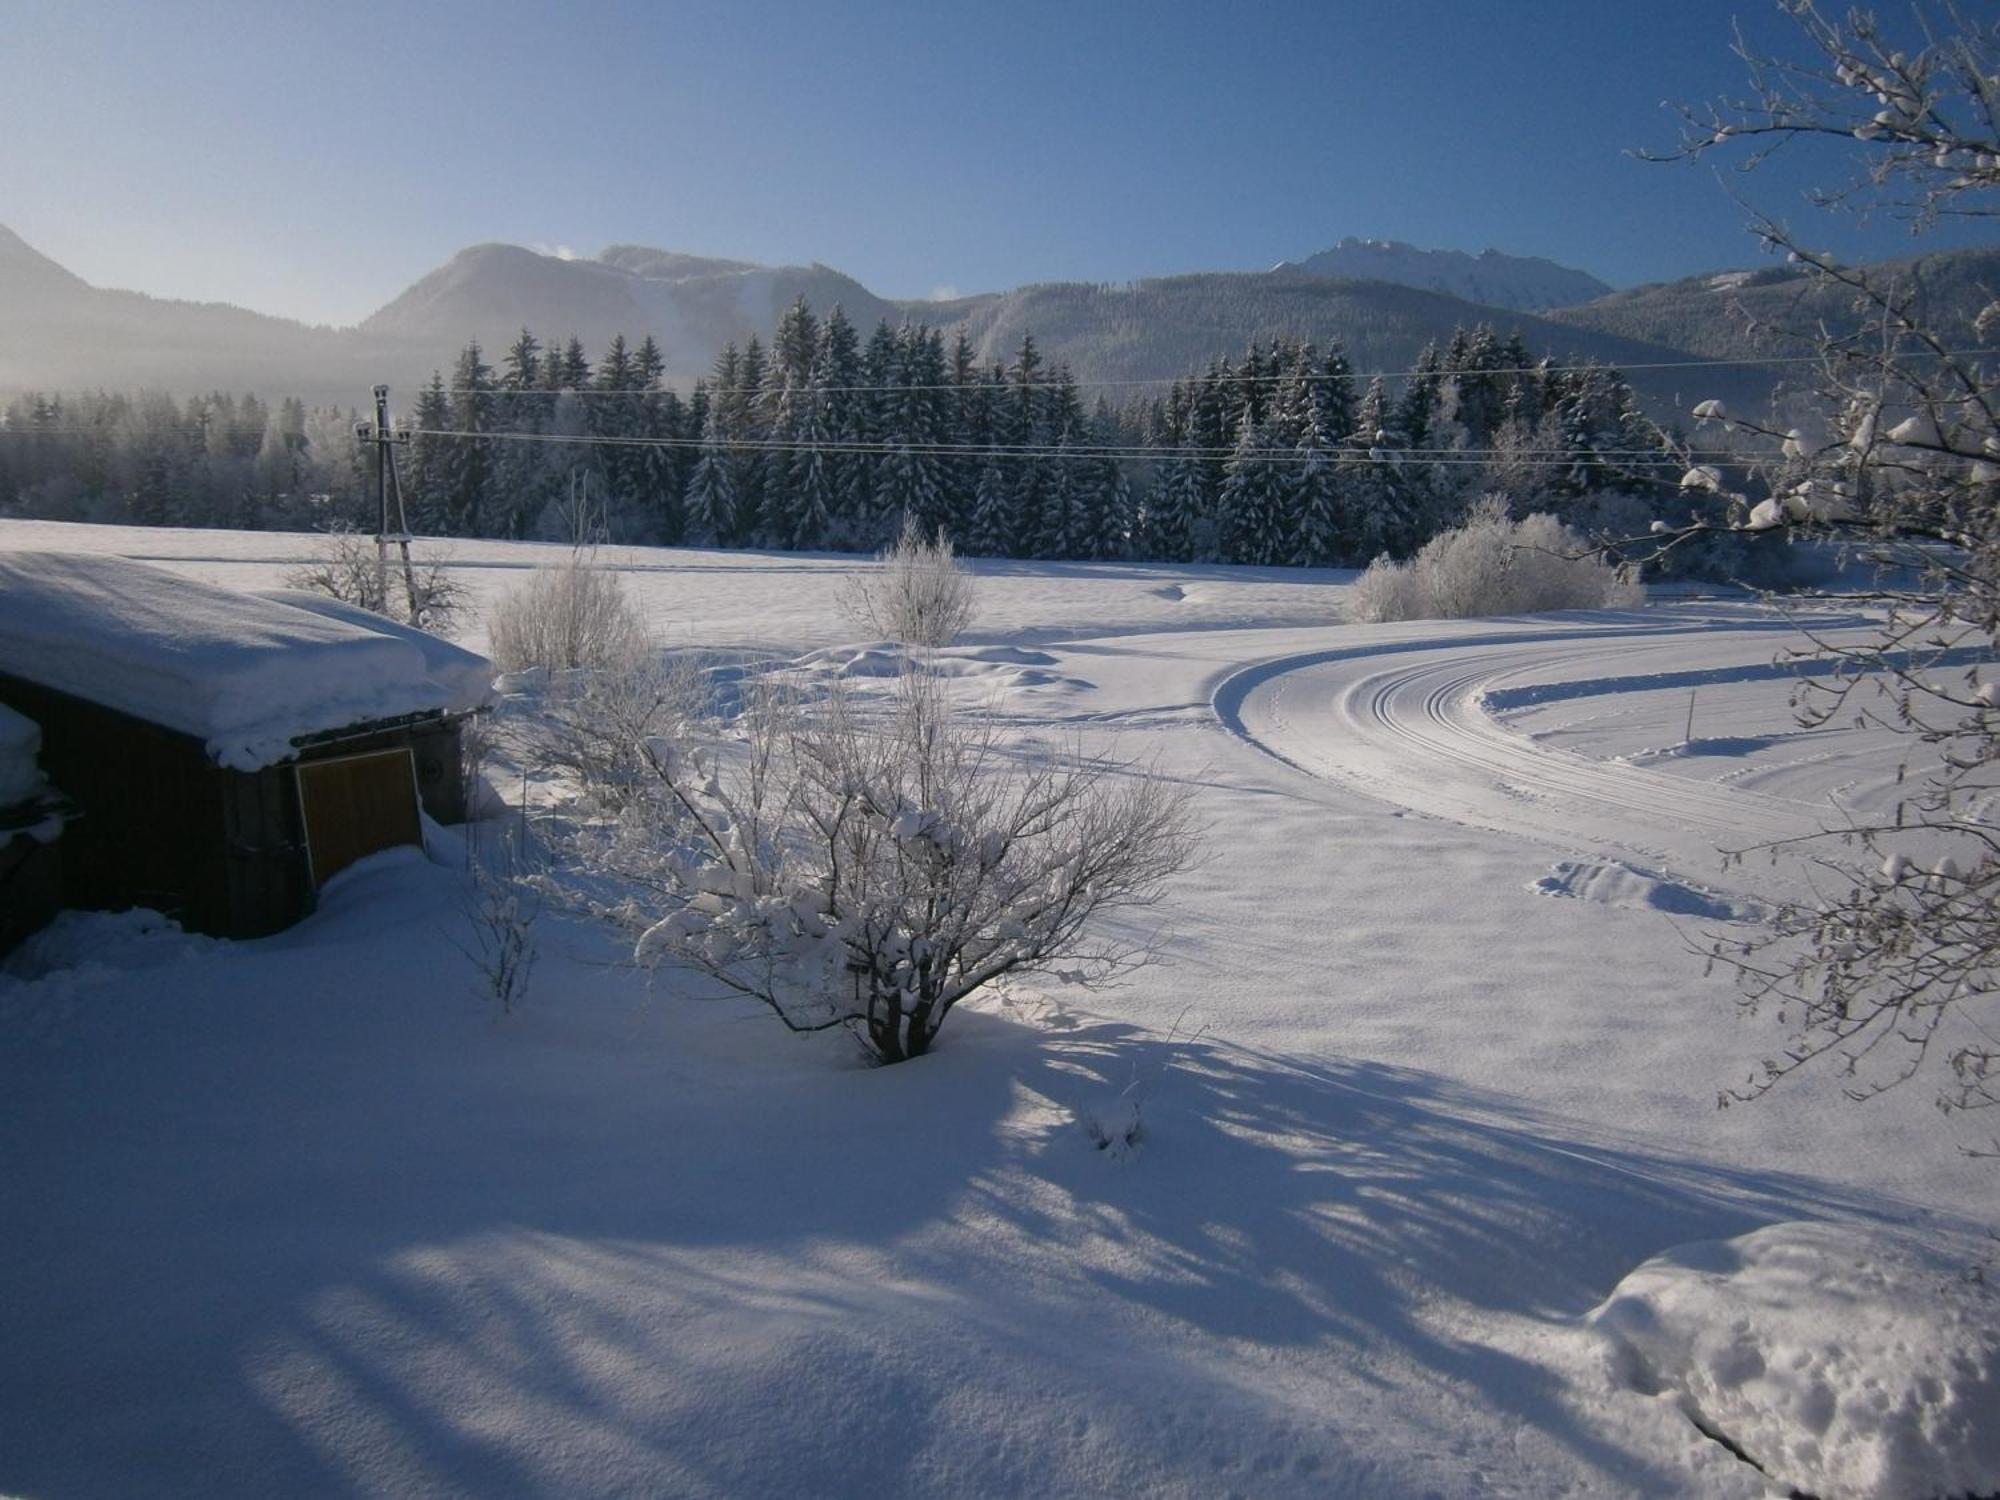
<box><xmin>0</xmin><ymin>299</ymin><xmax>1685</xmax><ymax>568</ymax></box>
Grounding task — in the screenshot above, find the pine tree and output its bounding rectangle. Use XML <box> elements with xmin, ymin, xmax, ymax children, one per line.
<box><xmin>1144</xmin><ymin>450</ymin><xmax>1202</xmax><ymax>563</ymax></box>
<box><xmin>1335</xmin><ymin>377</ymin><xmax>1415</xmax><ymax>563</ymax></box>
<box><xmin>684</xmin><ymin>403</ymin><xmax>738</xmax><ymax>547</ymax></box>
<box><xmin>404</xmin><ymin>372</ymin><xmax>454</xmax><ymax>533</ymax></box>
<box><xmin>813</xmin><ymin>306</ymin><xmax>864</xmax><ymax>547</ymax></box>
<box><xmin>965</xmin><ymin>447</ymin><xmax>1012</xmax><ymax>557</ymax></box>
<box><xmin>789</xmin><ymin>355</ymin><xmax>838</xmax><ymax>552</ymax></box>
<box><xmin>633</xmin><ymin>339</ymin><xmax>682</xmax><ymax>542</ymax></box>
<box><xmin>1218</xmin><ymin>409</ymin><xmax>1288</xmax><ymax>565</ymax></box>
<box><xmin>444</xmin><ymin>341</ymin><xmax>498</xmax><ymax>535</ymax></box>
<box><xmin>1082</xmin><ymin>411</ymin><xmax>1132</xmax><ymax>563</ymax></box>
<box><xmin>1184</xmin><ymin>360</ymin><xmax>1233</xmax><ymax>559</ymax></box>
<box><xmin>490</xmin><ymin>329</ymin><xmax>550</xmax><ymax>538</ymax></box>
<box><xmin>1039</xmin><ymin>429</ymin><xmax>1080</xmax><ymax>560</ymax></box>
<box><xmin>1003</xmin><ymin>335</ymin><xmax>1046</xmax><ymax>557</ymax></box>
<box><xmin>1292</xmin><ymin>398</ymin><xmax>1339</xmax><ymax>567</ymax></box>
<box><xmin>1315</xmin><ymin>340</ymin><xmax>1359</xmax><ymax>446</ymax></box>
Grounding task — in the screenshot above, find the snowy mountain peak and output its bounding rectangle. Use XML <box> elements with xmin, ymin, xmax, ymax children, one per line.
<box><xmin>1275</xmin><ymin>238</ymin><xmax>1612</xmax><ymax>311</ymax></box>
<box><xmin>596</xmin><ymin>245</ymin><xmax>768</xmax><ymax>281</ymax></box>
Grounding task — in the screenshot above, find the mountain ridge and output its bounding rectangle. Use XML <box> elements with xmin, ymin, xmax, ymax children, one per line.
<box><xmin>5</xmin><ymin>224</ymin><xmax>1983</xmax><ymax>422</ymax></box>
<box><xmin>1273</xmin><ymin>237</ymin><xmax>1613</xmax><ymax>311</ymax></box>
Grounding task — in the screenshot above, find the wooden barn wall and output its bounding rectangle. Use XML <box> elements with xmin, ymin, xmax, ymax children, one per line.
<box><xmin>0</xmin><ymin>673</ymin><xmax>312</xmax><ymax>938</ymax></box>
<box><xmin>0</xmin><ymin>671</ymin><xmax>470</xmax><ymax>938</ymax></box>
<box><xmin>0</xmin><ymin>835</ymin><xmax>62</xmax><ymax>954</ymax></box>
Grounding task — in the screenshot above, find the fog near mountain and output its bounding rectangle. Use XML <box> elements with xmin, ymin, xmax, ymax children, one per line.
<box><xmin>8</xmin><ymin>222</ymin><xmax>1966</xmax><ymax>423</ymax></box>
<box><xmin>1273</xmin><ymin>238</ymin><xmax>1613</xmax><ymax>311</ymax></box>
<box><xmin>358</xmin><ymin>243</ymin><xmax>902</xmax><ymax>375</ymax></box>
<box><xmin>0</xmin><ymin>226</ymin><xmax>409</xmax><ymax>407</ymax></box>
<box><xmin>927</xmin><ymin>271</ymin><xmax>1773</xmax><ymax>419</ymax></box>
<box><xmin>1548</xmin><ymin>246</ymin><xmax>2000</xmax><ymax>366</ymax></box>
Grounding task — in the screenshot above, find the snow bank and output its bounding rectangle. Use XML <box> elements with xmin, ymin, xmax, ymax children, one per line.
<box><xmin>2</xmin><ymin>906</ymin><xmax>216</xmax><ymax>983</ymax></box>
<box><xmin>0</xmin><ymin>552</ymin><xmax>480</xmax><ymax>770</ymax></box>
<box><xmin>1589</xmin><ymin>1220</ymin><xmax>2000</xmax><ymax>1500</ymax></box>
<box><xmin>0</xmin><ymin>701</ymin><xmax>45</xmax><ymax>807</ymax></box>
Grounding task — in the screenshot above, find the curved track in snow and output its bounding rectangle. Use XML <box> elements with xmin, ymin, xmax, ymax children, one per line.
<box><xmin>1213</xmin><ymin>611</ymin><xmax>1855</xmax><ymax>890</ymax></box>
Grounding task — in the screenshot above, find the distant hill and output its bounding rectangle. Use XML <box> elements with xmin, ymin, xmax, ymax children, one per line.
<box><xmin>1273</xmin><ymin>238</ymin><xmax>1612</xmax><ymax>311</ymax></box>
<box><xmin>357</xmin><ymin>242</ymin><xmax>904</xmax><ymax>377</ymax></box>
<box><xmin>12</xmin><ymin>225</ymin><xmax>1984</xmax><ymax>425</ymax></box>
<box><xmin>912</xmin><ymin>270</ymin><xmax>1774</xmax><ymax>420</ymax></box>
<box><xmin>0</xmin><ymin>226</ymin><xmax>396</xmax><ymax>407</ymax></box>
<box><xmin>1548</xmin><ymin>247</ymin><xmax>2000</xmax><ymax>365</ymax></box>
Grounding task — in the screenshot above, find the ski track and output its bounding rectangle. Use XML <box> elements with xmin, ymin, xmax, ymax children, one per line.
<box><xmin>1212</xmin><ymin>614</ymin><xmax>1851</xmax><ymax>893</ymax></box>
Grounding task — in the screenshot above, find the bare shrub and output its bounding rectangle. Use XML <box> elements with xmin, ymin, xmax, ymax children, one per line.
<box><xmin>455</xmin><ymin>830</ymin><xmax>541</xmax><ymax>1015</ymax></box>
<box><xmin>488</xmin><ymin>557</ymin><xmax>651</xmax><ymax>675</ymax></box>
<box><xmin>837</xmin><ymin>515</ymin><xmax>979</xmax><ymax>648</ymax></box>
<box><xmin>1346</xmin><ymin>498</ymin><xmax>1642</xmax><ymax>623</ymax></box>
<box><xmin>1656</xmin><ymin>3</ymin><xmax>2000</xmax><ymax>1143</ymax></box>
<box><xmin>286</xmin><ymin>523</ymin><xmax>468</xmax><ymax>635</ymax></box>
<box><xmin>524</xmin><ymin>656</ymin><xmax>707</xmax><ymax>814</ymax></box>
<box><xmin>582</xmin><ymin>669</ymin><xmax>1198</xmax><ymax>1064</ymax></box>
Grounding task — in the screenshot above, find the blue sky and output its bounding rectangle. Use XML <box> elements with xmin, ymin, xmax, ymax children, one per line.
<box><xmin>2</xmin><ymin>0</ymin><xmax>1988</xmax><ymax>326</ymax></box>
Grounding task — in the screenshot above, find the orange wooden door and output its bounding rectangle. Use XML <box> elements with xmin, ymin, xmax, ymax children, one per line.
<box><xmin>295</xmin><ymin>748</ymin><xmax>422</xmax><ymax>888</ymax></box>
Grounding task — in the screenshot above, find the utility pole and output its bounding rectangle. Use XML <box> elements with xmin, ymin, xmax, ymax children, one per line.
<box><xmin>355</xmin><ymin>386</ymin><xmax>420</xmax><ymax>623</ymax></box>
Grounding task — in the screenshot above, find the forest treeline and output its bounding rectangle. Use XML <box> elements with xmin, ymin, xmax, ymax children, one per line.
<box><xmin>0</xmin><ymin>298</ymin><xmax>1689</xmax><ymax>567</ymax></box>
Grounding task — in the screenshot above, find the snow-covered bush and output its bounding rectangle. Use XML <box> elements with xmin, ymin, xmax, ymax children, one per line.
<box><xmin>1345</xmin><ymin>552</ymin><xmax>1427</xmax><ymax>624</ymax></box>
<box><xmin>285</xmin><ymin>524</ymin><xmax>467</xmax><ymax>635</ymax></box>
<box><xmin>488</xmin><ymin>556</ymin><xmax>650</xmax><ymax>675</ymax></box>
<box><xmin>1346</xmin><ymin>498</ymin><xmax>1641</xmax><ymax>622</ymax></box>
<box><xmin>837</xmin><ymin>514</ymin><xmax>979</xmax><ymax>648</ymax></box>
<box><xmin>595</xmin><ymin>669</ymin><xmax>1198</xmax><ymax>1064</ymax></box>
<box><xmin>521</xmin><ymin>655</ymin><xmax>705</xmax><ymax>814</ymax></box>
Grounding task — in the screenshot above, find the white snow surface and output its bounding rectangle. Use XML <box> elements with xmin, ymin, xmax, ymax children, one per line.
<box><xmin>255</xmin><ymin>588</ymin><xmax>496</xmax><ymax>714</ymax></box>
<box><xmin>1590</xmin><ymin>1221</ymin><xmax>2000</xmax><ymax>1500</ymax></box>
<box><xmin>0</xmin><ymin>550</ymin><xmax>489</xmax><ymax>769</ymax></box>
<box><xmin>0</xmin><ymin>699</ymin><xmax>45</xmax><ymax>808</ymax></box>
<box><xmin>0</xmin><ymin>520</ymin><xmax>1993</xmax><ymax>1500</ymax></box>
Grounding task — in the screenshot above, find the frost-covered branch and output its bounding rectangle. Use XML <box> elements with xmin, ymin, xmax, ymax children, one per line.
<box><xmin>1650</xmin><ymin>2</ymin><xmax>2000</xmax><ymax>1148</ymax></box>
<box><xmin>583</xmin><ymin>667</ymin><xmax>1198</xmax><ymax>1063</ymax></box>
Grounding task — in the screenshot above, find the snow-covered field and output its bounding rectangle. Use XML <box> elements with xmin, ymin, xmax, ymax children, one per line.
<box><xmin>2</xmin><ymin>519</ymin><xmax>1994</xmax><ymax>1500</ymax></box>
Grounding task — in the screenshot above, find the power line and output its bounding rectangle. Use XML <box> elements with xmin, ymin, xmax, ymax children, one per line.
<box><xmin>400</xmin><ymin>425</ymin><xmax>1702</xmax><ymax>469</ymax></box>
<box><xmin>0</xmin><ymin>421</ymin><xmax>1739</xmax><ymax>465</ymax></box>
<box><xmin>452</xmin><ymin>346</ymin><xmax>2000</xmax><ymax>399</ymax></box>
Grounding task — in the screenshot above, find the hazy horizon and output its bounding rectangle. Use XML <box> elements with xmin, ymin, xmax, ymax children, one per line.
<box><xmin>8</xmin><ymin>0</ymin><xmax>1996</xmax><ymax>328</ymax></box>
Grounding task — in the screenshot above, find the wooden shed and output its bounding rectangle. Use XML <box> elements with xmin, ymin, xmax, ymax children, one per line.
<box><xmin>0</xmin><ymin>552</ymin><xmax>493</xmax><ymax>939</ymax></box>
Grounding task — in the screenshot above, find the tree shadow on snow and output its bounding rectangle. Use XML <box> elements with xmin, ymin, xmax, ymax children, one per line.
<box><xmin>0</xmin><ymin>984</ymin><xmax>1954</xmax><ymax>1498</ymax></box>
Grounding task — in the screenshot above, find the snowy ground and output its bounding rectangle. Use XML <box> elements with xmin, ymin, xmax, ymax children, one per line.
<box><xmin>1</xmin><ymin>520</ymin><xmax>1993</xmax><ymax>1500</ymax></box>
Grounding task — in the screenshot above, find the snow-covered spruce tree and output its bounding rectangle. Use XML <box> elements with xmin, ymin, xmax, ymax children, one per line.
<box><xmin>444</xmin><ymin>341</ymin><xmax>497</xmax><ymax>537</ymax></box>
<box><xmin>1144</xmin><ymin>447</ymin><xmax>1202</xmax><ymax>563</ymax></box>
<box><xmin>965</xmin><ymin>448</ymin><xmax>1013</xmax><ymax>558</ymax></box>
<box><xmin>1661</xmin><ymin>1</ymin><xmax>2000</xmax><ymax>1138</ymax></box>
<box><xmin>617</xmin><ymin>669</ymin><xmax>1199</xmax><ymax>1063</ymax></box>
<box><xmin>1217</xmin><ymin>410</ymin><xmax>1287</xmax><ymax>566</ymax></box>
<box><xmin>1292</xmin><ymin>398</ymin><xmax>1340</xmax><ymax>568</ymax></box>
<box><xmin>683</xmin><ymin>405</ymin><xmax>739</xmax><ymax>548</ymax></box>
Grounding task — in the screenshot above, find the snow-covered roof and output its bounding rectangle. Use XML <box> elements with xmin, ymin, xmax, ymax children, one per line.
<box><xmin>255</xmin><ymin>589</ymin><xmax>494</xmax><ymax>717</ymax></box>
<box><xmin>0</xmin><ymin>552</ymin><xmax>493</xmax><ymax>771</ymax></box>
<box><xmin>0</xmin><ymin>700</ymin><xmax>46</xmax><ymax>808</ymax></box>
